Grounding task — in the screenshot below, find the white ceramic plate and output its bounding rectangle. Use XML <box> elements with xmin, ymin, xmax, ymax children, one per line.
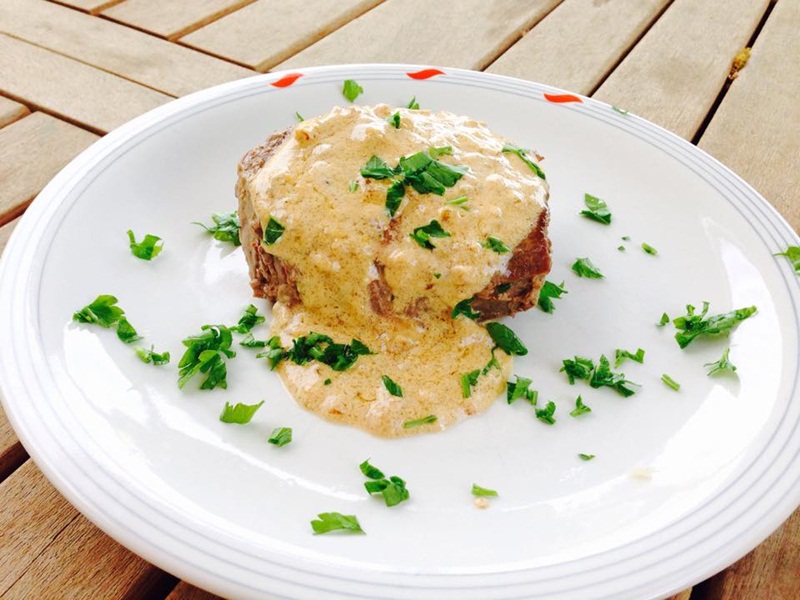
<box><xmin>1</xmin><ymin>65</ymin><xmax>799</xmax><ymax>600</ymax></box>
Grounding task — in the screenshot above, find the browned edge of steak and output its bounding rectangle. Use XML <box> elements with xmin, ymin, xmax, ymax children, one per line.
<box><xmin>236</xmin><ymin>128</ymin><xmax>552</xmax><ymax>321</ymax></box>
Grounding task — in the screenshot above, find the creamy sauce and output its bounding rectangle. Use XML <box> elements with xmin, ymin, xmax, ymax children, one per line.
<box><xmin>246</xmin><ymin>105</ymin><xmax>548</xmax><ymax>437</ymax></box>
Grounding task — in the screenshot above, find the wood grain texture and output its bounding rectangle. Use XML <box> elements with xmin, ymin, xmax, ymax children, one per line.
<box><xmin>0</xmin><ymin>404</ymin><xmax>26</xmax><ymax>483</ymax></box>
<box><xmin>2</xmin><ymin>513</ymin><xmax>167</xmax><ymax>600</ymax></box>
<box><xmin>166</xmin><ymin>581</ymin><xmax>223</xmax><ymax>600</ymax></box>
<box><xmin>699</xmin><ymin>508</ymin><xmax>800</xmax><ymax>600</ymax></box>
<box><xmin>487</xmin><ymin>0</ymin><xmax>670</xmax><ymax>95</ymax></box>
<box><xmin>103</xmin><ymin>0</ymin><xmax>256</xmax><ymax>40</ymax></box>
<box><xmin>592</xmin><ymin>0</ymin><xmax>769</xmax><ymax>140</ymax></box>
<box><xmin>0</xmin><ymin>97</ymin><xmax>28</xmax><ymax>129</ymax></box>
<box><xmin>698</xmin><ymin>0</ymin><xmax>799</xmax><ymax>233</ymax></box>
<box><xmin>277</xmin><ymin>0</ymin><xmax>562</xmax><ymax>71</ymax></box>
<box><xmin>181</xmin><ymin>0</ymin><xmax>385</xmax><ymax>71</ymax></box>
<box><xmin>0</xmin><ymin>0</ymin><xmax>253</xmax><ymax>97</ymax></box>
<box><xmin>0</xmin><ymin>461</ymin><xmax>79</xmax><ymax>595</ymax></box>
<box><xmin>666</xmin><ymin>590</ymin><xmax>692</xmax><ymax>600</ymax></box>
<box><xmin>0</xmin><ymin>112</ymin><xmax>97</xmax><ymax>223</ymax></box>
<box><xmin>0</xmin><ymin>34</ymin><xmax>170</xmax><ymax>133</ymax></box>
<box><xmin>51</xmin><ymin>0</ymin><xmax>124</xmax><ymax>13</ymax></box>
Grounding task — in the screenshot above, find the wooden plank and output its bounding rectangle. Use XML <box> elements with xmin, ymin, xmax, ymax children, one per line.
<box><xmin>181</xmin><ymin>0</ymin><xmax>385</xmax><ymax>71</ymax></box>
<box><xmin>0</xmin><ymin>112</ymin><xmax>98</xmax><ymax>224</ymax></box>
<box><xmin>2</xmin><ymin>513</ymin><xmax>168</xmax><ymax>600</ymax></box>
<box><xmin>0</xmin><ymin>402</ymin><xmax>26</xmax><ymax>483</ymax></box>
<box><xmin>0</xmin><ymin>461</ymin><xmax>79</xmax><ymax>595</ymax></box>
<box><xmin>592</xmin><ymin>0</ymin><xmax>769</xmax><ymax>140</ymax></box>
<box><xmin>0</xmin><ymin>97</ymin><xmax>28</xmax><ymax>130</ymax></box>
<box><xmin>51</xmin><ymin>0</ymin><xmax>124</xmax><ymax>14</ymax></box>
<box><xmin>666</xmin><ymin>590</ymin><xmax>692</xmax><ymax>600</ymax></box>
<box><xmin>166</xmin><ymin>582</ymin><xmax>223</xmax><ymax>600</ymax></box>
<box><xmin>276</xmin><ymin>0</ymin><xmax>562</xmax><ymax>72</ymax></box>
<box><xmin>0</xmin><ymin>34</ymin><xmax>170</xmax><ymax>134</ymax></box>
<box><xmin>698</xmin><ymin>0</ymin><xmax>800</xmax><ymax>233</ymax></box>
<box><xmin>0</xmin><ymin>0</ymin><xmax>253</xmax><ymax>98</ymax></box>
<box><xmin>699</xmin><ymin>509</ymin><xmax>800</xmax><ymax>599</ymax></box>
<box><xmin>103</xmin><ymin>0</ymin><xmax>256</xmax><ymax>40</ymax></box>
<box><xmin>487</xmin><ymin>0</ymin><xmax>670</xmax><ymax>96</ymax></box>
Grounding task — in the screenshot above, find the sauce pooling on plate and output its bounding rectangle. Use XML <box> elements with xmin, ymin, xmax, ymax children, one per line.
<box><xmin>241</xmin><ymin>104</ymin><xmax>549</xmax><ymax>437</ymax></box>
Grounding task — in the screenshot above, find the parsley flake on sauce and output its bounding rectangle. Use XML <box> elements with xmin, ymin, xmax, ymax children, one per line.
<box><xmin>295</xmin><ymin>111</ymin><xmax>304</xmax><ymax>122</ymax></box>
<box><xmin>268</xmin><ymin>427</ymin><xmax>293</xmax><ymax>447</ymax></box>
<box><xmin>705</xmin><ymin>347</ymin><xmax>737</xmax><ymax>376</ymax></box>
<box><xmin>239</xmin><ymin>333</ymin><xmax>267</xmax><ymax>348</ymax></box>
<box><xmin>410</xmin><ymin>219</ymin><xmax>451</xmax><ymax>249</ymax></box>
<box><xmin>572</xmin><ymin>257</ymin><xmax>604</xmax><ymax>278</ymax></box>
<box><xmin>348</xmin><ymin>180</ymin><xmax>359</xmax><ymax>192</ymax></box>
<box><xmin>614</xmin><ymin>347</ymin><xmax>645</xmax><ymax>368</ymax></box>
<box><xmin>311</xmin><ymin>512</ymin><xmax>364</xmax><ymax>534</ymax></box>
<box><xmin>471</xmin><ymin>484</ymin><xmax>498</xmax><ymax>497</ymax></box>
<box><xmin>461</xmin><ymin>370</ymin><xmax>480</xmax><ymax>398</ymax></box>
<box><xmin>775</xmin><ymin>246</ymin><xmax>800</xmax><ymax>274</ymax></box>
<box><xmin>672</xmin><ymin>302</ymin><xmax>757</xmax><ymax>349</ymax></box>
<box><xmin>429</xmin><ymin>145</ymin><xmax>452</xmax><ymax>158</ymax></box>
<box><xmin>406</xmin><ymin>96</ymin><xmax>420</xmax><ymax>110</ymax></box>
<box><xmin>445</xmin><ymin>195</ymin><xmax>468</xmax><ymax>207</ymax></box>
<box><xmin>263</xmin><ymin>216</ymin><xmax>285</xmax><ymax>245</ymax></box>
<box><xmin>341</xmin><ymin>79</ymin><xmax>363</xmax><ymax>102</ymax></box>
<box><xmin>360</xmin><ymin>155</ymin><xmax>395</xmax><ymax>179</ymax></box>
<box><xmin>134</xmin><ymin>345</ymin><xmax>170</xmax><ymax>365</ymax></box>
<box><xmin>537</xmin><ymin>280</ymin><xmax>568</xmax><ymax>313</ymax></box>
<box><xmin>267</xmin><ymin>333</ymin><xmax>372</xmax><ymax>372</ymax></box>
<box><xmin>580</xmin><ymin>193</ymin><xmax>612</xmax><ymax>225</ymax></box>
<box><xmin>387</xmin><ymin>111</ymin><xmax>401</xmax><ymax>128</ymax></box>
<box><xmin>194</xmin><ymin>211</ymin><xmax>241</xmax><ymax>246</ymax></box>
<box><xmin>126</xmin><ymin>230</ymin><xmax>163</xmax><ymax>260</ymax></box>
<box><xmin>486</xmin><ymin>322</ymin><xmax>528</xmax><ymax>356</ymax></box>
<box><xmin>385</xmin><ymin>180</ymin><xmax>405</xmax><ymax>216</ymax></box>
<box><xmin>220</xmin><ymin>400</ymin><xmax>264</xmax><ymax>424</ymax></box>
<box><xmin>570</xmin><ymin>395</ymin><xmax>592</xmax><ymax>417</ymax></box>
<box><xmin>452</xmin><ymin>297</ymin><xmax>480</xmax><ymax>320</ymax></box>
<box><xmin>178</xmin><ymin>324</ymin><xmax>236</xmax><ymax>390</ymax></box>
<box><xmin>381</xmin><ymin>375</ymin><xmax>403</xmax><ymax>397</ymax></box>
<box><xmin>483</xmin><ymin>236</ymin><xmax>510</xmax><ymax>254</ymax></box>
<box><xmin>501</xmin><ymin>144</ymin><xmax>546</xmax><ymax>180</ymax></box>
<box><xmin>535</xmin><ymin>401</ymin><xmax>557</xmax><ymax>425</ymax></box>
<box><xmin>403</xmin><ymin>415</ymin><xmax>437</xmax><ymax>428</ymax></box>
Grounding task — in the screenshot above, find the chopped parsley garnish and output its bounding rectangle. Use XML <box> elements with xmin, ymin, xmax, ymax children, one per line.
<box><xmin>360</xmin><ymin>459</ymin><xmax>409</xmax><ymax>507</ymax></box>
<box><xmin>268</xmin><ymin>427</ymin><xmax>292</xmax><ymax>447</ymax></box>
<box><xmin>507</xmin><ymin>375</ymin><xmax>536</xmax><ymax>404</ymax></box>
<box><xmin>535</xmin><ymin>401</ymin><xmax>556</xmax><ymax>425</ymax></box>
<box><xmin>403</xmin><ymin>415</ymin><xmax>437</xmax><ymax>428</ymax></box>
<box><xmin>614</xmin><ymin>347</ymin><xmax>645</xmax><ymax>368</ymax></box>
<box><xmin>642</xmin><ymin>242</ymin><xmax>658</xmax><ymax>255</ymax></box>
<box><xmin>658</xmin><ymin>312</ymin><xmax>670</xmax><ymax>326</ymax></box>
<box><xmin>126</xmin><ymin>230</ymin><xmax>163</xmax><ymax>260</ymax></box>
<box><xmin>311</xmin><ymin>512</ymin><xmax>364</xmax><ymax>535</ymax></box>
<box><xmin>263</xmin><ymin>216</ymin><xmax>285</xmax><ymax>245</ymax></box>
<box><xmin>705</xmin><ymin>347</ymin><xmax>737</xmax><ymax>376</ymax></box>
<box><xmin>618</xmin><ymin>245</ymin><xmax>626</xmax><ymax>251</ymax></box>
<box><xmin>116</xmin><ymin>317</ymin><xmax>141</xmax><ymax>344</ymax></box>
<box><xmin>572</xmin><ymin>257</ymin><xmax>604</xmax><ymax>278</ymax></box>
<box><xmin>360</xmin><ymin>155</ymin><xmax>395</xmax><ymax>179</ymax></box>
<box><xmin>73</xmin><ymin>294</ymin><xmax>126</xmax><ymax>328</ymax></box>
<box><xmin>385</xmin><ymin>180</ymin><xmax>405</xmax><ymax>216</ymax></box>
<box><xmin>194</xmin><ymin>211</ymin><xmax>241</xmax><ymax>246</ymax></box>
<box><xmin>613</xmin><ymin>105</ymin><xmax>629</xmax><ymax>115</ymax></box>
<box><xmin>774</xmin><ymin>246</ymin><xmax>800</xmax><ymax>274</ymax></box>
<box><xmin>407</xmin><ymin>96</ymin><xmax>420</xmax><ymax>110</ymax></box>
<box><xmin>471</xmin><ymin>484</ymin><xmax>498</xmax><ymax>497</ymax></box>
<box><xmin>232</xmin><ymin>304</ymin><xmax>265</xmax><ymax>334</ymax></box>
<box><xmin>381</xmin><ymin>375</ymin><xmax>403</xmax><ymax>397</ymax></box>
<box><xmin>560</xmin><ymin>356</ymin><xmax>595</xmax><ymax>384</ymax></box>
<box><xmin>621</xmin><ymin>235</ymin><xmax>631</xmax><ymax>241</ymax></box>
<box><xmin>410</xmin><ymin>219</ymin><xmax>451</xmax><ymax>249</ymax></box>
<box><xmin>461</xmin><ymin>370</ymin><xmax>480</xmax><ymax>398</ymax></box>
<box><xmin>501</xmin><ymin>144</ymin><xmax>546</xmax><ymax>180</ymax></box>
<box><xmin>341</xmin><ymin>79</ymin><xmax>363</xmax><ymax>102</ymax></box>
<box><xmin>220</xmin><ymin>400</ymin><xmax>264</xmax><ymax>424</ymax></box>
<box><xmin>537</xmin><ymin>280</ymin><xmax>567</xmax><ymax>313</ymax></box>
<box><xmin>590</xmin><ymin>355</ymin><xmax>639</xmax><ymax>397</ymax></box>
<box><xmin>486</xmin><ymin>322</ymin><xmax>528</xmax><ymax>356</ymax></box>
<box><xmin>578</xmin><ymin>453</ymin><xmax>596</xmax><ymax>461</ymax></box>
<box><xmin>569</xmin><ymin>395</ymin><xmax>591</xmax><ymax>417</ymax></box>
<box><xmin>324</xmin><ymin>378</ymin><xmax>332</xmax><ymax>385</ymax></box>
<box><xmin>672</xmin><ymin>302</ymin><xmax>758</xmax><ymax>349</ymax></box>
<box><xmin>452</xmin><ymin>297</ymin><xmax>480</xmax><ymax>320</ymax></box>
<box><xmin>580</xmin><ymin>193</ymin><xmax>611</xmax><ymax>225</ymax></box>
<box><xmin>239</xmin><ymin>332</ymin><xmax>268</xmax><ymax>348</ymax></box>
<box><xmin>434</xmin><ymin>273</ymin><xmax>442</xmax><ymax>279</ymax></box>
<box><xmin>134</xmin><ymin>345</ymin><xmax>170</xmax><ymax>365</ymax></box>
<box><xmin>429</xmin><ymin>145</ymin><xmax>452</xmax><ymax>158</ymax></box>
<box><xmin>661</xmin><ymin>374</ymin><xmax>681</xmax><ymax>391</ymax></box>
<box><xmin>295</xmin><ymin>111</ymin><xmax>304</xmax><ymax>122</ymax></box>
<box><xmin>256</xmin><ymin>336</ymin><xmax>286</xmax><ymax>370</ymax></box>
<box><xmin>445</xmin><ymin>195</ymin><xmax>468</xmax><ymax>207</ymax></box>
<box><xmin>270</xmin><ymin>333</ymin><xmax>372</xmax><ymax>372</ymax></box>
<box><xmin>348</xmin><ymin>180</ymin><xmax>359</xmax><ymax>192</ymax></box>
<box><xmin>387</xmin><ymin>111</ymin><xmax>401</xmax><ymax>128</ymax></box>
<box><xmin>483</xmin><ymin>236</ymin><xmax>510</xmax><ymax>254</ymax></box>
<box><xmin>178</xmin><ymin>324</ymin><xmax>236</xmax><ymax>390</ymax></box>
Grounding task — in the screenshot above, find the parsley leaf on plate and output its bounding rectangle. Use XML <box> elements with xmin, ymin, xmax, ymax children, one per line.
<box><xmin>614</xmin><ymin>347</ymin><xmax>645</xmax><ymax>368</ymax></box>
<box><xmin>537</xmin><ymin>280</ymin><xmax>567</xmax><ymax>313</ymax></box>
<box><xmin>506</xmin><ymin>375</ymin><xmax>536</xmax><ymax>404</ymax></box>
<box><xmin>642</xmin><ymin>242</ymin><xmax>658</xmax><ymax>255</ymax></box>
<box><xmin>232</xmin><ymin>304</ymin><xmax>265</xmax><ymax>334</ymax></box>
<box><xmin>661</xmin><ymin>374</ymin><xmax>681</xmax><ymax>391</ymax></box>
<box><xmin>73</xmin><ymin>294</ymin><xmax>126</xmax><ymax>328</ymax></box>
<box><xmin>486</xmin><ymin>322</ymin><xmax>528</xmax><ymax>356</ymax></box>
<box><xmin>360</xmin><ymin>460</ymin><xmax>410</xmax><ymax>507</ymax></box>
<box><xmin>178</xmin><ymin>325</ymin><xmax>236</xmax><ymax>390</ymax></box>
<box><xmin>134</xmin><ymin>345</ymin><xmax>170</xmax><ymax>365</ymax></box>
<box><xmin>774</xmin><ymin>246</ymin><xmax>800</xmax><ymax>274</ymax></box>
<box><xmin>570</xmin><ymin>395</ymin><xmax>591</xmax><ymax>417</ymax></box>
<box><xmin>341</xmin><ymin>79</ymin><xmax>363</xmax><ymax>102</ymax></box>
<box><xmin>580</xmin><ymin>193</ymin><xmax>611</xmax><ymax>225</ymax></box>
<box><xmin>220</xmin><ymin>400</ymin><xmax>264</xmax><ymax>424</ymax></box>
<box><xmin>126</xmin><ymin>230</ymin><xmax>163</xmax><ymax>260</ymax></box>
<box><xmin>590</xmin><ymin>355</ymin><xmax>639</xmax><ymax>397</ymax></box>
<box><xmin>194</xmin><ymin>211</ymin><xmax>241</xmax><ymax>246</ymax></box>
<box><xmin>572</xmin><ymin>257</ymin><xmax>604</xmax><ymax>278</ymax></box>
<box><xmin>116</xmin><ymin>317</ymin><xmax>141</xmax><ymax>344</ymax></box>
<box><xmin>672</xmin><ymin>302</ymin><xmax>757</xmax><ymax>349</ymax></box>
<box><xmin>471</xmin><ymin>484</ymin><xmax>498</xmax><ymax>497</ymax></box>
<box><xmin>560</xmin><ymin>356</ymin><xmax>595</xmax><ymax>384</ymax></box>
<box><xmin>407</xmin><ymin>96</ymin><xmax>420</xmax><ymax>110</ymax></box>
<box><xmin>268</xmin><ymin>427</ymin><xmax>292</xmax><ymax>447</ymax></box>
<box><xmin>311</xmin><ymin>512</ymin><xmax>364</xmax><ymax>534</ymax></box>
<box><xmin>705</xmin><ymin>347</ymin><xmax>737</xmax><ymax>376</ymax></box>
<box><xmin>578</xmin><ymin>453</ymin><xmax>596</xmax><ymax>461</ymax></box>
<box><xmin>535</xmin><ymin>401</ymin><xmax>557</xmax><ymax>425</ymax></box>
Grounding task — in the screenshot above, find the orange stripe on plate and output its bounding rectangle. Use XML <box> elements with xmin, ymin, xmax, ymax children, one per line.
<box><xmin>544</xmin><ymin>93</ymin><xmax>583</xmax><ymax>104</ymax></box>
<box><xmin>406</xmin><ymin>68</ymin><xmax>446</xmax><ymax>80</ymax></box>
<box><xmin>271</xmin><ymin>73</ymin><xmax>303</xmax><ymax>88</ymax></box>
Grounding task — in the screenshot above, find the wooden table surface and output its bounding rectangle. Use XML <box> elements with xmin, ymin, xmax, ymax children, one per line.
<box><xmin>0</xmin><ymin>1</ymin><xmax>798</xmax><ymax>598</ymax></box>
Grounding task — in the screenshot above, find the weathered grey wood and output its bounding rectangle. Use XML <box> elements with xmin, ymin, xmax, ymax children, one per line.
<box><xmin>698</xmin><ymin>0</ymin><xmax>800</xmax><ymax>233</ymax></box>
<box><xmin>487</xmin><ymin>0</ymin><xmax>670</xmax><ymax>95</ymax></box>
<box><xmin>276</xmin><ymin>0</ymin><xmax>562</xmax><ymax>71</ymax></box>
<box><xmin>0</xmin><ymin>0</ymin><xmax>253</xmax><ymax>97</ymax></box>
<box><xmin>592</xmin><ymin>0</ymin><xmax>769</xmax><ymax>140</ymax></box>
